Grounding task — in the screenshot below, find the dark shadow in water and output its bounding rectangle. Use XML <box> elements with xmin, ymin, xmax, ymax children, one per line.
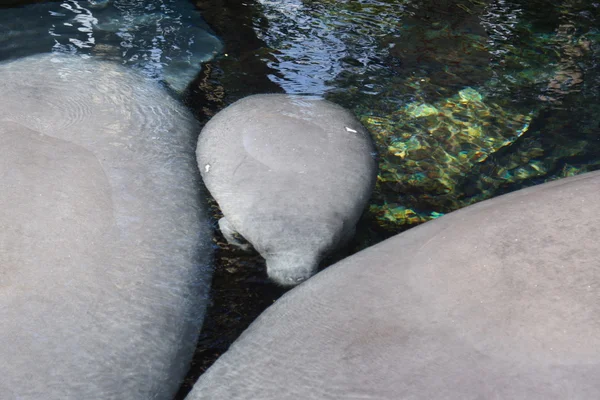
<box><xmin>184</xmin><ymin>0</ymin><xmax>284</xmax><ymax>120</ymax></box>
<box><xmin>175</xmin><ymin>197</ymin><xmax>289</xmax><ymax>399</ymax></box>
<box><xmin>387</xmin><ymin>0</ymin><xmax>492</xmax><ymax>98</ymax></box>
<box><xmin>175</xmin><ymin>1</ymin><xmax>286</xmax><ymax>398</ymax></box>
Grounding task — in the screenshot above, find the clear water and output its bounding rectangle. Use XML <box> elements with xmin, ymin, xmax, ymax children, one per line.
<box><xmin>256</xmin><ymin>0</ymin><xmax>405</xmax><ymax>95</ymax></box>
<box><xmin>252</xmin><ymin>0</ymin><xmax>600</xmax><ymax>231</ymax></box>
<box><xmin>0</xmin><ymin>0</ymin><xmax>222</xmax><ymax>93</ymax></box>
<box><xmin>4</xmin><ymin>0</ymin><xmax>597</xmax><ymax>232</ymax></box>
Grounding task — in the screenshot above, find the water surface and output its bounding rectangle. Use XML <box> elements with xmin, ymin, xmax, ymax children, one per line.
<box><xmin>0</xmin><ymin>0</ymin><xmax>222</xmax><ymax>92</ymax></box>
<box><xmin>251</xmin><ymin>0</ymin><xmax>600</xmax><ymax>232</ymax></box>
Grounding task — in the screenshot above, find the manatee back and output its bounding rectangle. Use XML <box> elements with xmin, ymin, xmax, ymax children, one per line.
<box><xmin>197</xmin><ymin>94</ymin><xmax>377</xmax><ymax>253</ymax></box>
<box><xmin>187</xmin><ymin>171</ymin><xmax>600</xmax><ymax>399</ymax></box>
<box><xmin>0</xmin><ymin>55</ymin><xmax>212</xmax><ymax>399</ymax></box>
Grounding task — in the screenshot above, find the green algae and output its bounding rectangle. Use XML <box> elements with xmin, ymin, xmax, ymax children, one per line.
<box><xmin>327</xmin><ymin>0</ymin><xmax>600</xmax><ymax>230</ymax></box>
<box><xmin>253</xmin><ymin>0</ymin><xmax>600</xmax><ymax>231</ymax></box>
<box><xmin>363</xmin><ymin>87</ymin><xmax>539</xmax><ymax>228</ymax></box>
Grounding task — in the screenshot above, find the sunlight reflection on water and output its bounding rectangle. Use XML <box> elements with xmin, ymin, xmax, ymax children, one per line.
<box><xmin>0</xmin><ymin>0</ymin><xmax>222</xmax><ymax>92</ymax></box>
<box><xmin>255</xmin><ymin>0</ymin><xmax>404</xmax><ymax>95</ymax></box>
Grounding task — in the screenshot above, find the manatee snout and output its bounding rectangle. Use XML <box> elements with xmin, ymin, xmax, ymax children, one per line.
<box><xmin>258</xmin><ymin>217</ymin><xmax>345</xmax><ymax>286</ymax></box>
<box><xmin>265</xmin><ymin>252</ymin><xmax>320</xmax><ymax>287</ymax></box>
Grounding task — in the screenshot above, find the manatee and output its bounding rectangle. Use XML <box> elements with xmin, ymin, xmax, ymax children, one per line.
<box><xmin>196</xmin><ymin>94</ymin><xmax>377</xmax><ymax>286</ymax></box>
<box><xmin>0</xmin><ymin>54</ymin><xmax>212</xmax><ymax>399</ymax></box>
<box><xmin>187</xmin><ymin>171</ymin><xmax>600</xmax><ymax>399</ymax></box>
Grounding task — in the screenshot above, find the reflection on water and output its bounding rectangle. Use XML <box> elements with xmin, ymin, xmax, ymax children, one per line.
<box><xmin>255</xmin><ymin>0</ymin><xmax>405</xmax><ymax>95</ymax></box>
<box><xmin>0</xmin><ymin>0</ymin><xmax>222</xmax><ymax>92</ymax></box>
<box><xmin>253</xmin><ymin>0</ymin><xmax>600</xmax><ymax>232</ymax></box>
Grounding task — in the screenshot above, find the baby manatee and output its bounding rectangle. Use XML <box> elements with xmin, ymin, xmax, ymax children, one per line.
<box><xmin>197</xmin><ymin>94</ymin><xmax>377</xmax><ymax>286</ymax></box>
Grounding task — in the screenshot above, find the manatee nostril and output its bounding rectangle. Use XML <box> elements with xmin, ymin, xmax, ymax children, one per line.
<box><xmin>265</xmin><ymin>251</ymin><xmax>321</xmax><ymax>286</ymax></box>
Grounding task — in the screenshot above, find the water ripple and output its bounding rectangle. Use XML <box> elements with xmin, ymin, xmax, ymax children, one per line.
<box><xmin>255</xmin><ymin>0</ymin><xmax>405</xmax><ymax>95</ymax></box>
<box><xmin>0</xmin><ymin>0</ymin><xmax>222</xmax><ymax>93</ymax></box>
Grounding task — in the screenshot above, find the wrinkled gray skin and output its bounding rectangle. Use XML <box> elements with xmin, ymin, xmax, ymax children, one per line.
<box><xmin>0</xmin><ymin>54</ymin><xmax>212</xmax><ymax>399</ymax></box>
<box><xmin>196</xmin><ymin>94</ymin><xmax>377</xmax><ymax>286</ymax></box>
<box><xmin>187</xmin><ymin>171</ymin><xmax>600</xmax><ymax>399</ymax></box>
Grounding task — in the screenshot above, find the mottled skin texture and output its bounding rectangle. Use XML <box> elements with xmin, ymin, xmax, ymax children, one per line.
<box><xmin>0</xmin><ymin>54</ymin><xmax>212</xmax><ymax>399</ymax></box>
<box><xmin>196</xmin><ymin>94</ymin><xmax>377</xmax><ymax>286</ymax></box>
<box><xmin>187</xmin><ymin>171</ymin><xmax>600</xmax><ymax>399</ymax></box>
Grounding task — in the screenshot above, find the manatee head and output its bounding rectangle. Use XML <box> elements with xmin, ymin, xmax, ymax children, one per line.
<box><xmin>264</xmin><ymin>251</ymin><xmax>321</xmax><ymax>287</ymax></box>
<box><xmin>241</xmin><ymin>213</ymin><xmax>352</xmax><ymax>287</ymax></box>
<box><xmin>248</xmin><ymin>215</ymin><xmax>347</xmax><ymax>287</ymax></box>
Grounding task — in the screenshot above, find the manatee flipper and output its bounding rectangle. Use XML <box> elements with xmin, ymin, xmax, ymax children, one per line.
<box><xmin>218</xmin><ymin>217</ymin><xmax>252</xmax><ymax>252</ymax></box>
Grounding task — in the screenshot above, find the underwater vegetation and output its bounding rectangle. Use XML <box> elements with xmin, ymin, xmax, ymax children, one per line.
<box><xmin>253</xmin><ymin>0</ymin><xmax>600</xmax><ymax>231</ymax></box>
<box><xmin>364</xmin><ymin>88</ymin><xmax>534</xmax><ymax>228</ymax></box>
<box><xmin>2</xmin><ymin>0</ymin><xmax>598</xmax><ymax>232</ymax></box>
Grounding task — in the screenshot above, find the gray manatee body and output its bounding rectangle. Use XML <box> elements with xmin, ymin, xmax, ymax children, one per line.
<box><xmin>0</xmin><ymin>54</ymin><xmax>212</xmax><ymax>399</ymax></box>
<box><xmin>196</xmin><ymin>94</ymin><xmax>377</xmax><ymax>286</ymax></box>
<box><xmin>187</xmin><ymin>171</ymin><xmax>600</xmax><ymax>399</ymax></box>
